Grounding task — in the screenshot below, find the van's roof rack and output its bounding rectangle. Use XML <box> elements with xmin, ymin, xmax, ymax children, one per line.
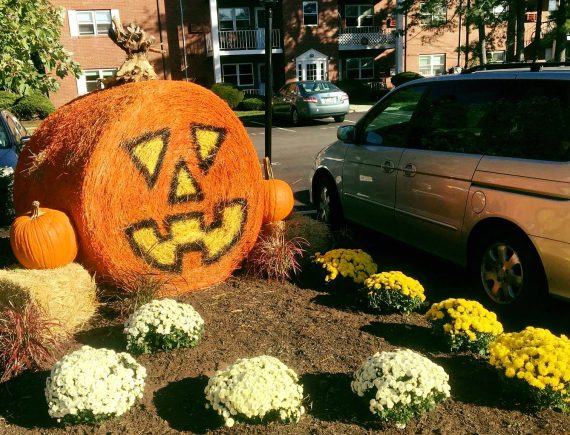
<box><xmin>462</xmin><ymin>61</ymin><xmax>570</xmax><ymax>74</ymax></box>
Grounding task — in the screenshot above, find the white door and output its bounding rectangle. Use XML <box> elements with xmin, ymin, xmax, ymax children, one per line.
<box><xmin>296</xmin><ymin>60</ymin><xmax>328</xmax><ymax>81</ymax></box>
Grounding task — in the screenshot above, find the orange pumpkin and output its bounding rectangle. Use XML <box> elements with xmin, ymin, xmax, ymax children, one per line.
<box><xmin>13</xmin><ymin>81</ymin><xmax>266</xmax><ymax>295</ymax></box>
<box><xmin>263</xmin><ymin>179</ymin><xmax>294</xmax><ymax>223</ymax></box>
<box><xmin>10</xmin><ymin>201</ymin><xmax>78</xmax><ymax>269</ymax></box>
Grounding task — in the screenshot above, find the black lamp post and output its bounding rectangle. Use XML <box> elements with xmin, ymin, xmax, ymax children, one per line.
<box><xmin>260</xmin><ymin>0</ymin><xmax>278</xmax><ymax>161</ymax></box>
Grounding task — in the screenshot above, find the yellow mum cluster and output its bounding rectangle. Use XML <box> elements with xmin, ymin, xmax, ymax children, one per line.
<box><xmin>425</xmin><ymin>298</ymin><xmax>503</xmax><ymax>341</ymax></box>
<box><xmin>312</xmin><ymin>249</ymin><xmax>377</xmax><ymax>284</ymax></box>
<box><xmin>489</xmin><ymin>327</ymin><xmax>570</xmax><ymax>395</ymax></box>
<box><xmin>364</xmin><ymin>271</ymin><xmax>426</xmax><ymax>302</ymax></box>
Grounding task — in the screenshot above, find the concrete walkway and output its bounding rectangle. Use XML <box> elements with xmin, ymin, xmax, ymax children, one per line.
<box><xmin>349</xmin><ymin>104</ymin><xmax>373</xmax><ymax>113</ymax></box>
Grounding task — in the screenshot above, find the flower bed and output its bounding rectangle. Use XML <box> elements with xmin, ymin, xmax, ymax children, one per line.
<box><xmin>363</xmin><ymin>271</ymin><xmax>426</xmax><ymax>313</ymax></box>
<box><xmin>351</xmin><ymin>349</ymin><xmax>450</xmax><ymax>428</ymax></box>
<box><xmin>204</xmin><ymin>355</ymin><xmax>305</xmax><ymax>427</ymax></box>
<box><xmin>426</xmin><ymin>298</ymin><xmax>503</xmax><ymax>355</ymax></box>
<box><xmin>124</xmin><ymin>299</ymin><xmax>204</xmax><ymax>355</ymax></box>
<box><xmin>489</xmin><ymin>326</ymin><xmax>570</xmax><ymax>411</ymax></box>
<box><xmin>45</xmin><ymin>346</ymin><xmax>146</xmax><ymax>424</ymax></box>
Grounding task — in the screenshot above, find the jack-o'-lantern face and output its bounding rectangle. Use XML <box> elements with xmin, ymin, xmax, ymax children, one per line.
<box><xmin>121</xmin><ymin>125</ymin><xmax>247</xmax><ymax>271</ymax></box>
<box><xmin>13</xmin><ymin>81</ymin><xmax>265</xmax><ymax>295</ymax></box>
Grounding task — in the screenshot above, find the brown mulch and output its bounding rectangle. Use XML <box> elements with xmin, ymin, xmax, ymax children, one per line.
<box><xmin>0</xmin><ymin>227</ymin><xmax>569</xmax><ymax>434</ymax></box>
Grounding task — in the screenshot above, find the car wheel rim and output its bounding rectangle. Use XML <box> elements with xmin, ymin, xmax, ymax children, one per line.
<box><xmin>480</xmin><ymin>242</ymin><xmax>524</xmax><ymax>304</ymax></box>
<box><xmin>317</xmin><ymin>185</ymin><xmax>331</xmax><ymax>224</ymax></box>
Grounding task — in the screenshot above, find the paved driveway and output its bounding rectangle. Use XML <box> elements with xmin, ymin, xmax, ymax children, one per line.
<box><xmin>245</xmin><ymin>111</ymin><xmax>365</xmax><ymax>211</ymax></box>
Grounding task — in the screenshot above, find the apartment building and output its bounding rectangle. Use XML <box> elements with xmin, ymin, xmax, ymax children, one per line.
<box><xmin>52</xmin><ymin>0</ymin><xmax>554</xmax><ymax>106</ymax></box>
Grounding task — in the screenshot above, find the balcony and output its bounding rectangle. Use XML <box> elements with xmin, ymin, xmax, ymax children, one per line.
<box><xmin>206</xmin><ymin>29</ymin><xmax>282</xmax><ymax>56</ymax></box>
<box><xmin>338</xmin><ymin>26</ymin><xmax>396</xmax><ymax>51</ymax></box>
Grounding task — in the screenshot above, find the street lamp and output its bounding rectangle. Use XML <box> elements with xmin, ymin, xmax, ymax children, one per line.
<box><xmin>260</xmin><ymin>0</ymin><xmax>279</xmax><ymax>161</ymax></box>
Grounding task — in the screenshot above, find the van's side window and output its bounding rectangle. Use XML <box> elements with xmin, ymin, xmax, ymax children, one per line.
<box><xmin>0</xmin><ymin>124</ymin><xmax>9</xmax><ymax>149</ymax></box>
<box><xmin>408</xmin><ymin>80</ymin><xmax>510</xmax><ymax>154</ymax></box>
<box><xmin>360</xmin><ymin>84</ymin><xmax>427</xmax><ymax>147</ymax></box>
<box><xmin>486</xmin><ymin>80</ymin><xmax>570</xmax><ymax>161</ymax></box>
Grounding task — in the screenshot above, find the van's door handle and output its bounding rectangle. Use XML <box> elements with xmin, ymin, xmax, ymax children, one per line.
<box><xmin>381</xmin><ymin>160</ymin><xmax>395</xmax><ymax>173</ymax></box>
<box><xmin>403</xmin><ymin>163</ymin><xmax>416</xmax><ymax>177</ymax></box>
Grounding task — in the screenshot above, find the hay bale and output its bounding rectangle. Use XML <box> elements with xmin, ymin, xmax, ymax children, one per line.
<box><xmin>0</xmin><ymin>263</ymin><xmax>98</xmax><ymax>336</ymax></box>
<box><xmin>13</xmin><ymin>81</ymin><xmax>265</xmax><ymax>295</ymax></box>
<box><xmin>284</xmin><ymin>215</ymin><xmax>333</xmax><ymax>261</ymax></box>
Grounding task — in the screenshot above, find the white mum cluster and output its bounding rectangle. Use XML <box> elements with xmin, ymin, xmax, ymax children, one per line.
<box><xmin>45</xmin><ymin>346</ymin><xmax>146</xmax><ymax>424</ymax></box>
<box><xmin>351</xmin><ymin>349</ymin><xmax>450</xmax><ymax>425</ymax></box>
<box><xmin>124</xmin><ymin>299</ymin><xmax>205</xmax><ymax>354</ymax></box>
<box><xmin>0</xmin><ymin>166</ymin><xmax>14</xmax><ymax>177</ymax></box>
<box><xmin>204</xmin><ymin>355</ymin><xmax>305</xmax><ymax>427</ymax></box>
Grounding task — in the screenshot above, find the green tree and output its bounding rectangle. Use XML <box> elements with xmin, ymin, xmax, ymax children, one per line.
<box><xmin>0</xmin><ymin>0</ymin><xmax>81</xmax><ymax>95</ymax></box>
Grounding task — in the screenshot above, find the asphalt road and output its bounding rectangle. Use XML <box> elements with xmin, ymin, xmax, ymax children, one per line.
<box><xmin>244</xmin><ymin>111</ymin><xmax>366</xmax><ymax>211</ymax></box>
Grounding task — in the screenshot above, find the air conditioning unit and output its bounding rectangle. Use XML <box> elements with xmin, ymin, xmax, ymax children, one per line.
<box><xmin>525</xmin><ymin>11</ymin><xmax>537</xmax><ymax>22</ymax></box>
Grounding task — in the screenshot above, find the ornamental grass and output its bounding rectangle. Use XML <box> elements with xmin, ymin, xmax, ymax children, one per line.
<box><xmin>0</xmin><ymin>263</ymin><xmax>98</xmax><ymax>337</ymax></box>
<box><xmin>489</xmin><ymin>326</ymin><xmax>570</xmax><ymax>412</ymax></box>
<box><xmin>363</xmin><ymin>271</ymin><xmax>426</xmax><ymax>313</ymax></box>
<box><xmin>312</xmin><ymin>248</ymin><xmax>377</xmax><ymax>289</ymax></box>
<box><xmin>425</xmin><ymin>298</ymin><xmax>503</xmax><ymax>355</ymax></box>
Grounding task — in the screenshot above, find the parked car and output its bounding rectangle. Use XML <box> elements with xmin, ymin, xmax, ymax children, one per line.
<box><xmin>0</xmin><ymin>110</ymin><xmax>31</xmax><ymax>169</ymax></box>
<box><xmin>310</xmin><ymin>63</ymin><xmax>570</xmax><ymax>311</ymax></box>
<box><xmin>273</xmin><ymin>81</ymin><xmax>349</xmax><ymax>126</ymax></box>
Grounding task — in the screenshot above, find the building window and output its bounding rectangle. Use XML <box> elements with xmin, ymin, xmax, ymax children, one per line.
<box><xmin>303</xmin><ymin>1</ymin><xmax>318</xmax><ymax>26</ymax></box>
<box><xmin>77</xmin><ymin>69</ymin><xmax>116</xmax><ymax>95</ymax></box>
<box><xmin>487</xmin><ymin>50</ymin><xmax>506</xmax><ymax>63</ymax></box>
<box><xmin>76</xmin><ymin>10</ymin><xmax>112</xmax><ymax>36</ymax></box>
<box><xmin>346</xmin><ymin>58</ymin><xmax>374</xmax><ymax>79</ymax></box>
<box><xmin>419</xmin><ymin>1</ymin><xmax>446</xmax><ymax>26</ymax></box>
<box><xmin>345</xmin><ymin>5</ymin><xmax>374</xmax><ymax>27</ymax></box>
<box><xmin>222</xmin><ymin>63</ymin><xmax>254</xmax><ymax>86</ymax></box>
<box><xmin>419</xmin><ymin>54</ymin><xmax>445</xmax><ymax>76</ymax></box>
<box><xmin>219</xmin><ymin>8</ymin><xmax>250</xmax><ymax>31</ymax></box>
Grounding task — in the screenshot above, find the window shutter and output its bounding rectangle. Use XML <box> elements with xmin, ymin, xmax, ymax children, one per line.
<box><xmin>68</xmin><ymin>10</ymin><xmax>78</xmax><ymax>38</ymax></box>
<box><xmin>76</xmin><ymin>74</ymin><xmax>87</xmax><ymax>95</ymax></box>
<box><xmin>111</xmin><ymin>9</ymin><xmax>120</xmax><ymax>24</ymax></box>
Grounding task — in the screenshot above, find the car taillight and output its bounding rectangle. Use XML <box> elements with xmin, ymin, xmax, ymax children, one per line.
<box><xmin>340</xmin><ymin>93</ymin><xmax>349</xmax><ymax>102</ymax></box>
<box><xmin>303</xmin><ymin>96</ymin><xmax>318</xmax><ymax>103</ymax></box>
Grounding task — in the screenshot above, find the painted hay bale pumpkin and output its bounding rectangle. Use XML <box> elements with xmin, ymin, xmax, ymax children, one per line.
<box><xmin>13</xmin><ymin>81</ymin><xmax>265</xmax><ymax>295</ymax></box>
<box><xmin>0</xmin><ymin>263</ymin><xmax>98</xmax><ymax>337</ymax></box>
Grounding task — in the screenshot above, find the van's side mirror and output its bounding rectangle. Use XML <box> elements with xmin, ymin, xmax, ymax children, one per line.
<box><xmin>21</xmin><ymin>136</ymin><xmax>31</xmax><ymax>145</ymax></box>
<box><xmin>337</xmin><ymin>125</ymin><xmax>355</xmax><ymax>143</ymax></box>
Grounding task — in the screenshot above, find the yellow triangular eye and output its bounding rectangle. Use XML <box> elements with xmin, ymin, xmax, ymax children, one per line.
<box><xmin>169</xmin><ymin>160</ymin><xmax>203</xmax><ymax>204</ymax></box>
<box><xmin>122</xmin><ymin>129</ymin><xmax>170</xmax><ymax>188</ymax></box>
<box><xmin>191</xmin><ymin>124</ymin><xmax>226</xmax><ymax>174</ymax></box>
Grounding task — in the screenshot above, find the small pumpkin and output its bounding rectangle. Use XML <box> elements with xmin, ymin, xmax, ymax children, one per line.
<box><xmin>263</xmin><ymin>179</ymin><xmax>294</xmax><ymax>223</ymax></box>
<box><xmin>10</xmin><ymin>201</ymin><xmax>78</xmax><ymax>269</ymax></box>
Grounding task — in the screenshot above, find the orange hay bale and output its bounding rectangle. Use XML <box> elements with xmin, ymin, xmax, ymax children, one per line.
<box><xmin>13</xmin><ymin>81</ymin><xmax>265</xmax><ymax>295</ymax></box>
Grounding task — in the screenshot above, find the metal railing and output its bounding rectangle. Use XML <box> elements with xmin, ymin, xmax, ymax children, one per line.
<box><xmin>218</xmin><ymin>29</ymin><xmax>281</xmax><ymax>50</ymax></box>
<box><xmin>338</xmin><ymin>27</ymin><xmax>395</xmax><ymax>49</ymax></box>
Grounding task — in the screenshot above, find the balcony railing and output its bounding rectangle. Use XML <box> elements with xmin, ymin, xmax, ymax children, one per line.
<box><xmin>206</xmin><ymin>29</ymin><xmax>281</xmax><ymax>54</ymax></box>
<box><xmin>338</xmin><ymin>26</ymin><xmax>396</xmax><ymax>50</ymax></box>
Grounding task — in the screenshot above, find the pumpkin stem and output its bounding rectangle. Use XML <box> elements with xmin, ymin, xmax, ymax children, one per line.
<box><xmin>30</xmin><ymin>201</ymin><xmax>45</xmax><ymax>219</ymax></box>
<box><xmin>263</xmin><ymin>157</ymin><xmax>274</xmax><ymax>180</ymax></box>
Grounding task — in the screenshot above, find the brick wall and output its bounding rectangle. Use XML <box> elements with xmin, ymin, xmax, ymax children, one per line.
<box><xmin>51</xmin><ymin>0</ymin><xmax>174</xmax><ymax>107</ymax></box>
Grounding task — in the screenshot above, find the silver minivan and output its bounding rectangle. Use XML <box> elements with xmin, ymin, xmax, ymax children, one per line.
<box><xmin>310</xmin><ymin>68</ymin><xmax>570</xmax><ymax>310</ymax></box>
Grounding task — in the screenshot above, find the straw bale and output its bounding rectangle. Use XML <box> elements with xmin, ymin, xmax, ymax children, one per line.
<box><xmin>284</xmin><ymin>215</ymin><xmax>333</xmax><ymax>260</ymax></box>
<box><xmin>0</xmin><ymin>263</ymin><xmax>98</xmax><ymax>336</ymax></box>
<box><xmin>13</xmin><ymin>81</ymin><xmax>265</xmax><ymax>296</ymax></box>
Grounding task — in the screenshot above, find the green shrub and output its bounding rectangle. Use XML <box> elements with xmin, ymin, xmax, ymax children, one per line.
<box><xmin>11</xmin><ymin>93</ymin><xmax>55</xmax><ymax>120</ymax></box>
<box><xmin>0</xmin><ymin>91</ymin><xmax>18</xmax><ymax>110</ymax></box>
<box><xmin>211</xmin><ymin>83</ymin><xmax>244</xmax><ymax>109</ymax></box>
<box><xmin>238</xmin><ymin>97</ymin><xmax>265</xmax><ymax>111</ymax></box>
<box><xmin>391</xmin><ymin>72</ymin><xmax>424</xmax><ymax>87</ymax></box>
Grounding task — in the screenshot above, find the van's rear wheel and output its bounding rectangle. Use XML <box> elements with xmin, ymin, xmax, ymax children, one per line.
<box><xmin>334</xmin><ymin>115</ymin><xmax>345</xmax><ymax>122</ymax></box>
<box><xmin>470</xmin><ymin>228</ymin><xmax>546</xmax><ymax>310</ymax></box>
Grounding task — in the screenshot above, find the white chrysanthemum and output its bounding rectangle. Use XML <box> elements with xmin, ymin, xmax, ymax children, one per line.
<box><xmin>0</xmin><ymin>166</ymin><xmax>14</xmax><ymax>177</ymax></box>
<box><xmin>45</xmin><ymin>346</ymin><xmax>146</xmax><ymax>424</ymax></box>
<box><xmin>204</xmin><ymin>355</ymin><xmax>305</xmax><ymax>427</ymax></box>
<box><xmin>351</xmin><ymin>349</ymin><xmax>450</xmax><ymax>426</ymax></box>
<box><xmin>124</xmin><ymin>299</ymin><xmax>204</xmax><ymax>354</ymax></box>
